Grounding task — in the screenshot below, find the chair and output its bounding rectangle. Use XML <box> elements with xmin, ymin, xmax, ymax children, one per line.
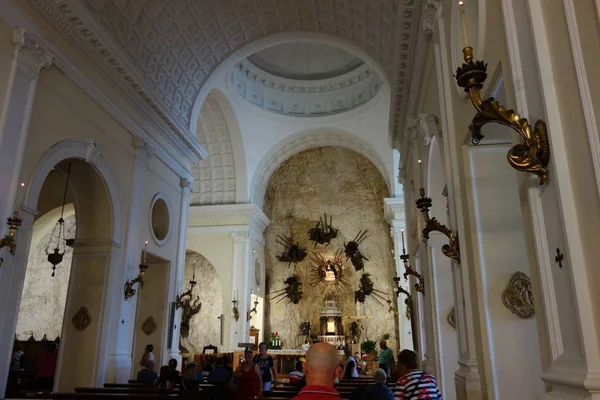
<box><xmin>203</xmin><ymin>344</ymin><xmax>218</xmax><ymax>354</ymax></box>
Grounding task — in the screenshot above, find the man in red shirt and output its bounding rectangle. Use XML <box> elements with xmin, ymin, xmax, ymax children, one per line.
<box><xmin>292</xmin><ymin>342</ymin><xmax>341</xmax><ymax>399</ymax></box>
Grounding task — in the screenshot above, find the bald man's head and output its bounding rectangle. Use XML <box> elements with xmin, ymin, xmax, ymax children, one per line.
<box><xmin>304</xmin><ymin>342</ymin><xmax>339</xmax><ymax>387</ymax></box>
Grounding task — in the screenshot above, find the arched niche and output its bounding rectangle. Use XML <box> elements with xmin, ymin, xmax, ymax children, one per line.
<box><xmin>178</xmin><ymin>251</ymin><xmax>223</xmax><ymax>354</ymax></box>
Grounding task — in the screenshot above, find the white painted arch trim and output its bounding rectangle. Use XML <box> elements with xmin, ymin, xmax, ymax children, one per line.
<box><xmin>189</xmin><ymin>31</ymin><xmax>393</xmax><ymax>135</ymax></box>
<box><xmin>23</xmin><ymin>139</ymin><xmax>124</xmax><ymax>245</ymax></box>
<box><xmin>250</xmin><ymin>128</ymin><xmax>392</xmax><ymax>209</ymax></box>
<box><xmin>149</xmin><ymin>192</ymin><xmax>173</xmax><ymax>247</ymax></box>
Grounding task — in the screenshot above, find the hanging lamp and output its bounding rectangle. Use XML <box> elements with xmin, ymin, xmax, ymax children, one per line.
<box><xmin>45</xmin><ymin>163</ymin><xmax>71</xmax><ymax>276</ymax></box>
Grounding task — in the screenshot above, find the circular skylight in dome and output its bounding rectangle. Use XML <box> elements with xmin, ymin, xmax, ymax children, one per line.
<box><xmin>247</xmin><ymin>43</ymin><xmax>364</xmax><ymax>81</ymax></box>
<box><xmin>231</xmin><ymin>42</ymin><xmax>383</xmax><ymax>118</ymax></box>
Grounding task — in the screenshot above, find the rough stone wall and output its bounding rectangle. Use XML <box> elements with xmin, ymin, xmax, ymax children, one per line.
<box><xmin>16</xmin><ymin>214</ymin><xmax>76</xmax><ymax>340</ymax></box>
<box><xmin>264</xmin><ymin>147</ymin><xmax>398</xmax><ymax>352</ymax></box>
<box><xmin>180</xmin><ymin>251</ymin><xmax>223</xmax><ymax>353</ymax></box>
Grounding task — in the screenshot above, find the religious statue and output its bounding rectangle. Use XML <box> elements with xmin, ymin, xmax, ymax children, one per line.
<box><xmin>276</xmin><ymin>234</ymin><xmax>307</xmax><ymax>266</ymax></box>
<box><xmin>354</xmin><ymin>273</ymin><xmax>390</xmax><ymax>307</ymax></box>
<box><xmin>299</xmin><ymin>321</ymin><xmax>312</xmax><ymax>343</ymax></box>
<box><xmin>308</xmin><ymin>213</ymin><xmax>338</xmax><ymax>247</ymax></box>
<box><xmin>271</xmin><ymin>275</ymin><xmax>303</xmax><ymax>304</ymax></box>
<box><xmin>179</xmin><ymin>295</ymin><xmax>201</xmax><ymax>338</ymax></box>
<box><xmin>349</xmin><ymin>321</ymin><xmax>362</xmax><ymax>344</ymax></box>
<box><xmin>344</xmin><ymin>230</ymin><xmax>369</xmax><ymax>271</ymax></box>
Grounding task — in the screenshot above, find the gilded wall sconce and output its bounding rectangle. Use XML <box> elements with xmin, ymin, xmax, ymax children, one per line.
<box><xmin>175</xmin><ymin>280</ymin><xmax>197</xmax><ymax>309</ymax></box>
<box><xmin>232</xmin><ymin>300</ymin><xmax>239</xmax><ymax>322</ymax></box>
<box><xmin>246</xmin><ymin>298</ymin><xmax>259</xmax><ymax>321</ymax></box>
<box><xmin>124</xmin><ymin>263</ymin><xmax>148</xmax><ymax>300</ymax></box>
<box><xmin>0</xmin><ymin>211</ymin><xmax>22</xmax><ymax>256</ymax></box>
<box><xmin>416</xmin><ymin>188</ymin><xmax>461</xmax><ymax>264</ymax></box>
<box><xmin>398</xmin><ymin>229</ymin><xmax>425</xmax><ymax>294</ymax></box>
<box><xmin>455</xmin><ymin>42</ymin><xmax>550</xmax><ymax>184</ymax></box>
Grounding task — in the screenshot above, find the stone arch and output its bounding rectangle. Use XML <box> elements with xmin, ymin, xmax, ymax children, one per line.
<box><xmin>191</xmin><ymin>90</ymin><xmax>246</xmax><ymax>205</ymax></box>
<box><xmin>251</xmin><ymin>128</ymin><xmax>391</xmax><ymax>209</ymax></box>
<box><xmin>179</xmin><ymin>251</ymin><xmax>223</xmax><ymax>354</ymax></box>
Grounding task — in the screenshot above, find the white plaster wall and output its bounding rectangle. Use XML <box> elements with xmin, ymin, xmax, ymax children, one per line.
<box><xmin>16</xmin><ymin>205</ymin><xmax>76</xmax><ymax>340</ymax></box>
<box><xmin>179</xmin><ymin>251</ymin><xmax>223</xmax><ymax>353</ymax></box>
<box><xmin>466</xmin><ymin>145</ymin><xmax>545</xmax><ymax>399</ymax></box>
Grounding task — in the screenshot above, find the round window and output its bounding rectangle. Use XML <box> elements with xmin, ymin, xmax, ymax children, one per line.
<box><xmin>254</xmin><ymin>260</ymin><xmax>261</xmax><ymax>286</ymax></box>
<box><xmin>150</xmin><ymin>194</ymin><xmax>171</xmax><ymax>246</ymax></box>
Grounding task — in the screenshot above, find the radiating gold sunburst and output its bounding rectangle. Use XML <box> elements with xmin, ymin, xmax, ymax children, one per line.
<box><xmin>308</xmin><ymin>250</ymin><xmax>350</xmax><ymax>294</ymax></box>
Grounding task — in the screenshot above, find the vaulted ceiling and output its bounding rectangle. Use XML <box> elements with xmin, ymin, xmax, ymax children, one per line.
<box><xmin>27</xmin><ymin>0</ymin><xmax>427</xmax><ymax>156</ymax></box>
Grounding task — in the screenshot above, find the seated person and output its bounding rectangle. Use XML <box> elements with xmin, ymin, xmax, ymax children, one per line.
<box><xmin>137</xmin><ymin>360</ymin><xmax>158</xmax><ymax>382</ymax></box>
<box><xmin>208</xmin><ymin>356</ymin><xmax>233</xmax><ymax>384</ymax></box>
<box><xmin>168</xmin><ymin>358</ymin><xmax>183</xmax><ymax>385</ymax></box>
<box><xmin>289</xmin><ymin>360</ymin><xmax>305</xmax><ymax>385</ymax></box>
<box><xmin>365</xmin><ymin>368</ymin><xmax>394</xmax><ymax>400</ymax></box>
<box><xmin>198</xmin><ymin>360</ymin><xmax>215</xmax><ymax>380</ymax></box>
<box><xmin>182</xmin><ymin>363</ymin><xmax>198</xmax><ymax>389</ymax></box>
<box><xmin>154</xmin><ymin>365</ymin><xmax>175</xmax><ymax>390</ymax></box>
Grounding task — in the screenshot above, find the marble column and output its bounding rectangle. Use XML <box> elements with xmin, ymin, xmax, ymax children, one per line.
<box><xmin>230</xmin><ymin>231</ymin><xmax>251</xmax><ymax>348</ymax></box>
<box><xmin>0</xmin><ymin>29</ymin><xmax>52</xmax><ymax>224</ymax></box>
<box><xmin>0</xmin><ymin>206</ymin><xmax>36</xmax><ymax>398</ymax></box>
<box><xmin>166</xmin><ymin>178</ymin><xmax>193</xmax><ymax>363</ymax></box>
<box><xmin>105</xmin><ymin>137</ymin><xmax>155</xmax><ymax>382</ymax></box>
<box><xmin>0</xmin><ymin>32</ymin><xmax>52</xmax><ymax>392</ymax></box>
<box><xmin>384</xmin><ymin>198</ymin><xmax>413</xmax><ymax>350</ymax></box>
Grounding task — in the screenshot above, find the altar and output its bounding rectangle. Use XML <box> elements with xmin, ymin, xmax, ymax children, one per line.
<box><xmin>317</xmin><ymin>295</ymin><xmax>345</xmax><ymax>347</ymax></box>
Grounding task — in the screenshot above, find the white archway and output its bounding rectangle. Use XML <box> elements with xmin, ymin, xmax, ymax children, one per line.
<box><xmin>250</xmin><ymin>128</ymin><xmax>392</xmax><ymax>209</ymax></box>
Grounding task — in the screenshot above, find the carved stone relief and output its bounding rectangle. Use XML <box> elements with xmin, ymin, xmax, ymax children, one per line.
<box><xmin>502</xmin><ymin>272</ymin><xmax>535</xmax><ymax>319</ymax></box>
<box><xmin>447</xmin><ymin>307</ymin><xmax>456</xmax><ymax>329</ymax></box>
<box><xmin>142</xmin><ymin>316</ymin><xmax>157</xmax><ymax>335</ymax></box>
<box><xmin>72</xmin><ymin>307</ymin><xmax>92</xmax><ymax>331</ymax></box>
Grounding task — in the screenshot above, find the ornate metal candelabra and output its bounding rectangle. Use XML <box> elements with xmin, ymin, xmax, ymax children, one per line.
<box><xmin>175</xmin><ymin>280</ymin><xmax>197</xmax><ymax>309</ymax></box>
<box><xmin>455</xmin><ymin>46</ymin><xmax>550</xmax><ymax>185</ymax></box>
<box><xmin>232</xmin><ymin>299</ymin><xmax>239</xmax><ymax>321</ymax></box>
<box><xmin>0</xmin><ymin>211</ymin><xmax>22</xmax><ymax>256</ymax></box>
<box><xmin>124</xmin><ymin>263</ymin><xmax>148</xmax><ymax>300</ymax></box>
<box><xmin>416</xmin><ymin>188</ymin><xmax>461</xmax><ymax>264</ymax></box>
<box><xmin>400</xmin><ymin>250</ymin><xmax>425</xmax><ymax>294</ymax></box>
<box><xmin>246</xmin><ymin>298</ymin><xmax>259</xmax><ymax>321</ymax></box>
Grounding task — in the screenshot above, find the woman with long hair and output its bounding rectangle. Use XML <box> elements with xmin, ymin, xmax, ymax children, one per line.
<box><xmin>140</xmin><ymin>344</ymin><xmax>154</xmax><ymax>367</ymax></box>
<box><xmin>233</xmin><ymin>348</ymin><xmax>262</xmax><ymax>400</ymax></box>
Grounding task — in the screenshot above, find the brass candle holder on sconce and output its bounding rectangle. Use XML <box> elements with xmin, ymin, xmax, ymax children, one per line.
<box><xmin>416</xmin><ymin>188</ymin><xmax>461</xmax><ymax>264</ymax></box>
<box><xmin>0</xmin><ymin>211</ymin><xmax>22</xmax><ymax>256</ymax></box>
<box><xmin>124</xmin><ymin>263</ymin><xmax>148</xmax><ymax>300</ymax></box>
<box><xmin>455</xmin><ymin>45</ymin><xmax>550</xmax><ymax>184</ymax></box>
<box><xmin>397</xmin><ymin>229</ymin><xmax>425</xmax><ymax>294</ymax></box>
<box><xmin>246</xmin><ymin>298</ymin><xmax>259</xmax><ymax>321</ymax></box>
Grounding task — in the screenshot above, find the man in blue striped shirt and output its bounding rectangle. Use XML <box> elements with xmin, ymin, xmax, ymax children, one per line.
<box><xmin>395</xmin><ymin>350</ymin><xmax>443</xmax><ymax>399</ymax></box>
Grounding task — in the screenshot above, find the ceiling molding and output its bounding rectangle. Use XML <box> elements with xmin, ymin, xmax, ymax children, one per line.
<box><xmin>23</xmin><ymin>0</ymin><xmax>425</xmax><ymax>147</ymax></box>
<box><xmin>27</xmin><ymin>0</ymin><xmax>206</xmax><ymax>161</ymax></box>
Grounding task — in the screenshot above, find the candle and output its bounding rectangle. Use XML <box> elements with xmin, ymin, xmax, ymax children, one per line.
<box><xmin>458</xmin><ymin>1</ymin><xmax>469</xmax><ymax>48</ymax></box>
<box><xmin>16</xmin><ymin>182</ymin><xmax>25</xmax><ymax>206</ymax></box>
<box><xmin>401</xmin><ymin>229</ymin><xmax>406</xmax><ymax>251</ymax></box>
<box><xmin>143</xmin><ymin>241</ymin><xmax>148</xmax><ymax>264</ymax></box>
<box><xmin>234</xmin><ymin>288</ymin><xmax>237</xmax><ymax>301</ymax></box>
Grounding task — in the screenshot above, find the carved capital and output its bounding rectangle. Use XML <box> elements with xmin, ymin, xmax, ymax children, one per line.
<box><xmin>133</xmin><ymin>136</ymin><xmax>155</xmax><ymax>159</ymax></box>
<box><xmin>421</xmin><ymin>0</ymin><xmax>441</xmax><ymax>35</ymax></box>
<box><xmin>85</xmin><ymin>138</ymin><xmax>103</xmax><ymax>164</ymax></box>
<box><xmin>180</xmin><ymin>178</ymin><xmax>193</xmax><ymax>191</ymax></box>
<box><xmin>13</xmin><ymin>29</ymin><xmax>53</xmax><ymax>73</ymax></box>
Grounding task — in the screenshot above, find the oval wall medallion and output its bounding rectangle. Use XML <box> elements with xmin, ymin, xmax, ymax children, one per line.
<box><xmin>447</xmin><ymin>307</ymin><xmax>457</xmax><ymax>329</ymax></box>
<box><xmin>142</xmin><ymin>316</ymin><xmax>157</xmax><ymax>335</ymax></box>
<box><xmin>72</xmin><ymin>307</ymin><xmax>92</xmax><ymax>331</ymax></box>
<box><xmin>502</xmin><ymin>271</ymin><xmax>535</xmax><ymax>319</ymax></box>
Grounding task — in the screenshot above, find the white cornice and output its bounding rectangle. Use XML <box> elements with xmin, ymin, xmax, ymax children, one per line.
<box><xmin>188</xmin><ymin>204</ymin><xmax>270</xmax><ymax>231</ymax></box>
<box><xmin>0</xmin><ymin>1</ymin><xmax>196</xmax><ymax>182</ymax></box>
<box><xmin>25</xmin><ymin>0</ymin><xmax>206</xmax><ymax>162</ymax></box>
<box><xmin>384</xmin><ymin>197</ymin><xmax>406</xmax><ymax>222</ymax></box>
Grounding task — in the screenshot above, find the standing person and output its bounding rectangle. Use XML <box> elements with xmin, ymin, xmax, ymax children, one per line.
<box><xmin>140</xmin><ymin>344</ymin><xmax>155</xmax><ymax>367</ymax></box>
<box><xmin>342</xmin><ymin>348</ymin><xmax>359</xmax><ymax>379</ymax></box>
<box><xmin>254</xmin><ymin>342</ymin><xmax>277</xmax><ymax>391</ymax></box>
<box><xmin>35</xmin><ymin>343</ymin><xmax>58</xmax><ymax>391</ymax></box>
<box><xmin>396</xmin><ymin>349</ymin><xmax>442</xmax><ymax>399</ymax></box>
<box><xmin>377</xmin><ymin>339</ymin><xmax>394</xmax><ymax>376</ymax></box>
<box><xmin>292</xmin><ymin>342</ymin><xmax>341</xmax><ymax>399</ymax></box>
<box><xmin>365</xmin><ymin>369</ymin><xmax>394</xmax><ymax>400</ymax></box>
<box><xmin>234</xmin><ymin>348</ymin><xmax>262</xmax><ymax>400</ymax></box>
